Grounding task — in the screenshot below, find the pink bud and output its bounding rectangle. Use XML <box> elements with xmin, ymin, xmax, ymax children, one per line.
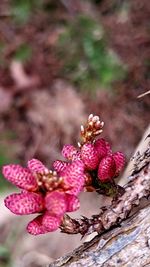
<box><xmin>113</xmin><ymin>152</ymin><xmax>125</xmax><ymax>176</ymax></box>
<box><xmin>53</xmin><ymin>160</ymin><xmax>68</xmax><ymax>173</ymax></box>
<box><xmin>45</xmin><ymin>191</ymin><xmax>67</xmax><ymax>217</ymax></box>
<box><xmin>94</xmin><ymin>138</ymin><xmax>111</xmax><ymax>159</ymax></box>
<box><xmin>42</xmin><ymin>212</ymin><xmax>61</xmax><ymax>232</ymax></box>
<box><xmin>28</xmin><ymin>158</ymin><xmax>49</xmax><ymax>174</ymax></box>
<box><xmin>2</xmin><ymin>164</ymin><xmax>38</xmax><ymax>191</ymax></box>
<box><xmin>62</xmin><ymin>144</ymin><xmax>81</xmax><ymax>161</ymax></box>
<box><xmin>81</xmin><ymin>143</ymin><xmax>99</xmax><ymax>170</ymax></box>
<box><xmin>27</xmin><ymin>215</ymin><xmax>50</xmax><ymax>235</ymax></box>
<box><xmin>4</xmin><ymin>191</ymin><xmax>44</xmax><ymax>215</ymax></box>
<box><xmin>62</xmin><ymin>160</ymin><xmax>85</xmax><ymax>195</ymax></box>
<box><xmin>98</xmin><ymin>155</ymin><xmax>116</xmax><ymax>182</ymax></box>
<box><xmin>65</xmin><ymin>194</ymin><xmax>80</xmax><ymax>212</ymax></box>
<box><xmin>62</xmin><ymin>144</ymin><xmax>78</xmax><ymax>160</ymax></box>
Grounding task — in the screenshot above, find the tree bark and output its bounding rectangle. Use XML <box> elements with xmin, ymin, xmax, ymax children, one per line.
<box><xmin>49</xmin><ymin>203</ymin><xmax>150</xmax><ymax>266</ymax></box>
<box><xmin>48</xmin><ymin>141</ymin><xmax>150</xmax><ymax>267</ymax></box>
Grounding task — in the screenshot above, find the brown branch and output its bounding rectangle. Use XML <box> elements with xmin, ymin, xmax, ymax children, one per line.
<box><xmin>48</xmin><ymin>140</ymin><xmax>150</xmax><ymax>266</ymax></box>
<box><xmin>48</xmin><ymin>202</ymin><xmax>150</xmax><ymax>266</ymax></box>
<box><xmin>60</xmin><ymin>147</ymin><xmax>150</xmax><ymax>236</ymax></box>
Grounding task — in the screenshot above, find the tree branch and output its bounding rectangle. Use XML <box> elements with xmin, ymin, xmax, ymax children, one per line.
<box><xmin>60</xmin><ymin>147</ymin><xmax>150</xmax><ymax>236</ymax></box>
<box><xmin>48</xmin><ymin>141</ymin><xmax>150</xmax><ymax>266</ymax></box>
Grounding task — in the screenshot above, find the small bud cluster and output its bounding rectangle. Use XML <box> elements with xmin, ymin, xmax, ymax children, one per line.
<box><xmin>80</xmin><ymin>114</ymin><xmax>104</xmax><ymax>144</ymax></box>
<box><xmin>59</xmin><ymin>115</ymin><xmax>125</xmax><ymax>187</ymax></box>
<box><xmin>2</xmin><ymin>114</ymin><xmax>125</xmax><ymax>235</ymax></box>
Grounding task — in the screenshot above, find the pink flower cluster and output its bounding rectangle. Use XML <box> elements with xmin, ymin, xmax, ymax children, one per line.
<box><xmin>58</xmin><ymin>138</ymin><xmax>125</xmax><ymax>183</ymax></box>
<box><xmin>3</xmin><ymin>159</ymin><xmax>84</xmax><ymax>235</ymax></box>
<box><xmin>2</xmin><ymin>114</ymin><xmax>125</xmax><ymax>235</ymax></box>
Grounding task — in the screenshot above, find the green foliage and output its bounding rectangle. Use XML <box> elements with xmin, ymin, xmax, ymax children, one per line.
<box><xmin>0</xmin><ymin>131</ymin><xmax>18</xmax><ymax>192</ymax></box>
<box><xmin>0</xmin><ymin>42</ymin><xmax>6</xmax><ymax>66</ymax></box>
<box><xmin>0</xmin><ymin>245</ymin><xmax>10</xmax><ymax>267</ymax></box>
<box><xmin>11</xmin><ymin>0</ymin><xmax>42</xmax><ymax>24</ymax></box>
<box><xmin>0</xmin><ymin>148</ymin><xmax>12</xmax><ymax>192</ymax></box>
<box><xmin>58</xmin><ymin>15</ymin><xmax>126</xmax><ymax>92</ymax></box>
<box><xmin>14</xmin><ymin>44</ymin><xmax>32</xmax><ymax>63</ymax></box>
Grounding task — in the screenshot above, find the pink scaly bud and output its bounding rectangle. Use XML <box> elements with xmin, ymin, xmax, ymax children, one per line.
<box><xmin>62</xmin><ymin>160</ymin><xmax>85</xmax><ymax>195</ymax></box>
<box><xmin>2</xmin><ymin>165</ymin><xmax>38</xmax><ymax>191</ymax></box>
<box><xmin>27</xmin><ymin>215</ymin><xmax>50</xmax><ymax>235</ymax></box>
<box><xmin>113</xmin><ymin>152</ymin><xmax>125</xmax><ymax>176</ymax></box>
<box><xmin>42</xmin><ymin>212</ymin><xmax>61</xmax><ymax>232</ymax></box>
<box><xmin>65</xmin><ymin>194</ymin><xmax>80</xmax><ymax>212</ymax></box>
<box><xmin>98</xmin><ymin>155</ymin><xmax>116</xmax><ymax>182</ymax></box>
<box><xmin>45</xmin><ymin>191</ymin><xmax>67</xmax><ymax>217</ymax></box>
<box><xmin>94</xmin><ymin>138</ymin><xmax>111</xmax><ymax>159</ymax></box>
<box><xmin>27</xmin><ymin>158</ymin><xmax>49</xmax><ymax>174</ymax></box>
<box><xmin>81</xmin><ymin>143</ymin><xmax>99</xmax><ymax>170</ymax></box>
<box><xmin>62</xmin><ymin>144</ymin><xmax>81</xmax><ymax>161</ymax></box>
<box><xmin>4</xmin><ymin>191</ymin><xmax>44</xmax><ymax>215</ymax></box>
<box><xmin>53</xmin><ymin>160</ymin><xmax>68</xmax><ymax>173</ymax></box>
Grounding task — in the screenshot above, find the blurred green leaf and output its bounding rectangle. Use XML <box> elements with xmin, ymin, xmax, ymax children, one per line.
<box><xmin>0</xmin><ymin>245</ymin><xmax>10</xmax><ymax>263</ymax></box>
<box><xmin>11</xmin><ymin>0</ymin><xmax>42</xmax><ymax>24</ymax></box>
<box><xmin>0</xmin><ymin>42</ymin><xmax>6</xmax><ymax>66</ymax></box>
<box><xmin>11</xmin><ymin>0</ymin><xmax>33</xmax><ymax>24</ymax></box>
<box><xmin>0</xmin><ymin>131</ymin><xmax>19</xmax><ymax>192</ymax></box>
<box><xmin>14</xmin><ymin>44</ymin><xmax>32</xmax><ymax>63</ymax></box>
<box><xmin>58</xmin><ymin>15</ymin><xmax>126</xmax><ymax>92</ymax></box>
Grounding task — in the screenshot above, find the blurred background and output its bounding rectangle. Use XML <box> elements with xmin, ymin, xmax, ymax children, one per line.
<box><xmin>0</xmin><ymin>0</ymin><xmax>149</xmax><ymax>266</ymax></box>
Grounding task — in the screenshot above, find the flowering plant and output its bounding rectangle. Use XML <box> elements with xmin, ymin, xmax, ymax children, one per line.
<box><xmin>2</xmin><ymin>114</ymin><xmax>125</xmax><ymax>235</ymax></box>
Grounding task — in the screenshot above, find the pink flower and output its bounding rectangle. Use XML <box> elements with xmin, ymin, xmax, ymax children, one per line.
<box><xmin>94</xmin><ymin>138</ymin><xmax>111</xmax><ymax>159</ymax></box>
<box><xmin>45</xmin><ymin>191</ymin><xmax>67</xmax><ymax>217</ymax></box>
<box><xmin>65</xmin><ymin>194</ymin><xmax>80</xmax><ymax>212</ymax></box>
<box><xmin>2</xmin><ymin>158</ymin><xmax>83</xmax><ymax>235</ymax></box>
<box><xmin>98</xmin><ymin>155</ymin><xmax>116</xmax><ymax>182</ymax></box>
<box><xmin>27</xmin><ymin>214</ymin><xmax>61</xmax><ymax>235</ymax></box>
<box><xmin>27</xmin><ymin>158</ymin><xmax>49</xmax><ymax>174</ymax></box>
<box><xmin>81</xmin><ymin>143</ymin><xmax>99</xmax><ymax>170</ymax></box>
<box><xmin>2</xmin><ymin>115</ymin><xmax>126</xmax><ymax>236</ymax></box>
<box><xmin>2</xmin><ymin>164</ymin><xmax>38</xmax><ymax>191</ymax></box>
<box><xmin>4</xmin><ymin>191</ymin><xmax>44</xmax><ymax>215</ymax></box>
<box><xmin>53</xmin><ymin>160</ymin><xmax>68</xmax><ymax>173</ymax></box>
<box><xmin>61</xmin><ymin>160</ymin><xmax>85</xmax><ymax>195</ymax></box>
<box><xmin>42</xmin><ymin>213</ymin><xmax>62</xmax><ymax>232</ymax></box>
<box><xmin>113</xmin><ymin>151</ymin><xmax>125</xmax><ymax>176</ymax></box>
<box><xmin>97</xmin><ymin>150</ymin><xmax>125</xmax><ymax>182</ymax></box>
<box><xmin>62</xmin><ymin>144</ymin><xmax>81</xmax><ymax>161</ymax></box>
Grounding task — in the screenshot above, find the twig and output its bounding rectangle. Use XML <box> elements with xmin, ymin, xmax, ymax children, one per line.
<box><xmin>60</xmin><ymin>146</ymin><xmax>150</xmax><ymax>236</ymax></box>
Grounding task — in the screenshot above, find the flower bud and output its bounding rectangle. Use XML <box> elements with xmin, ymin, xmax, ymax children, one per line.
<box><xmin>94</xmin><ymin>138</ymin><xmax>111</xmax><ymax>159</ymax></box>
<box><xmin>45</xmin><ymin>191</ymin><xmax>67</xmax><ymax>217</ymax></box>
<box><xmin>65</xmin><ymin>194</ymin><xmax>80</xmax><ymax>212</ymax></box>
<box><xmin>113</xmin><ymin>151</ymin><xmax>125</xmax><ymax>176</ymax></box>
<box><xmin>81</xmin><ymin>143</ymin><xmax>99</xmax><ymax>170</ymax></box>
<box><xmin>98</xmin><ymin>155</ymin><xmax>116</xmax><ymax>182</ymax></box>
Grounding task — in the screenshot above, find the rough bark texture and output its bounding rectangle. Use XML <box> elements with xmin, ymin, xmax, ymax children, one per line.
<box><xmin>49</xmin><ymin>202</ymin><xmax>150</xmax><ymax>267</ymax></box>
<box><xmin>48</xmin><ymin>142</ymin><xmax>150</xmax><ymax>267</ymax></box>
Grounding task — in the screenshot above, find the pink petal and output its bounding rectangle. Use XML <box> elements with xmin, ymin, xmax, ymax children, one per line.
<box><xmin>94</xmin><ymin>138</ymin><xmax>111</xmax><ymax>159</ymax></box>
<box><xmin>45</xmin><ymin>191</ymin><xmax>67</xmax><ymax>217</ymax></box>
<box><xmin>27</xmin><ymin>215</ymin><xmax>50</xmax><ymax>235</ymax></box>
<box><xmin>81</xmin><ymin>143</ymin><xmax>99</xmax><ymax>170</ymax></box>
<box><xmin>62</xmin><ymin>161</ymin><xmax>85</xmax><ymax>195</ymax></box>
<box><xmin>2</xmin><ymin>164</ymin><xmax>38</xmax><ymax>191</ymax></box>
<box><xmin>27</xmin><ymin>158</ymin><xmax>49</xmax><ymax>174</ymax></box>
<box><xmin>4</xmin><ymin>191</ymin><xmax>44</xmax><ymax>215</ymax></box>
<box><xmin>113</xmin><ymin>152</ymin><xmax>125</xmax><ymax>176</ymax></box>
<box><xmin>65</xmin><ymin>194</ymin><xmax>80</xmax><ymax>212</ymax></box>
<box><xmin>53</xmin><ymin>160</ymin><xmax>68</xmax><ymax>173</ymax></box>
<box><xmin>42</xmin><ymin>212</ymin><xmax>61</xmax><ymax>231</ymax></box>
<box><xmin>98</xmin><ymin>155</ymin><xmax>116</xmax><ymax>182</ymax></box>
